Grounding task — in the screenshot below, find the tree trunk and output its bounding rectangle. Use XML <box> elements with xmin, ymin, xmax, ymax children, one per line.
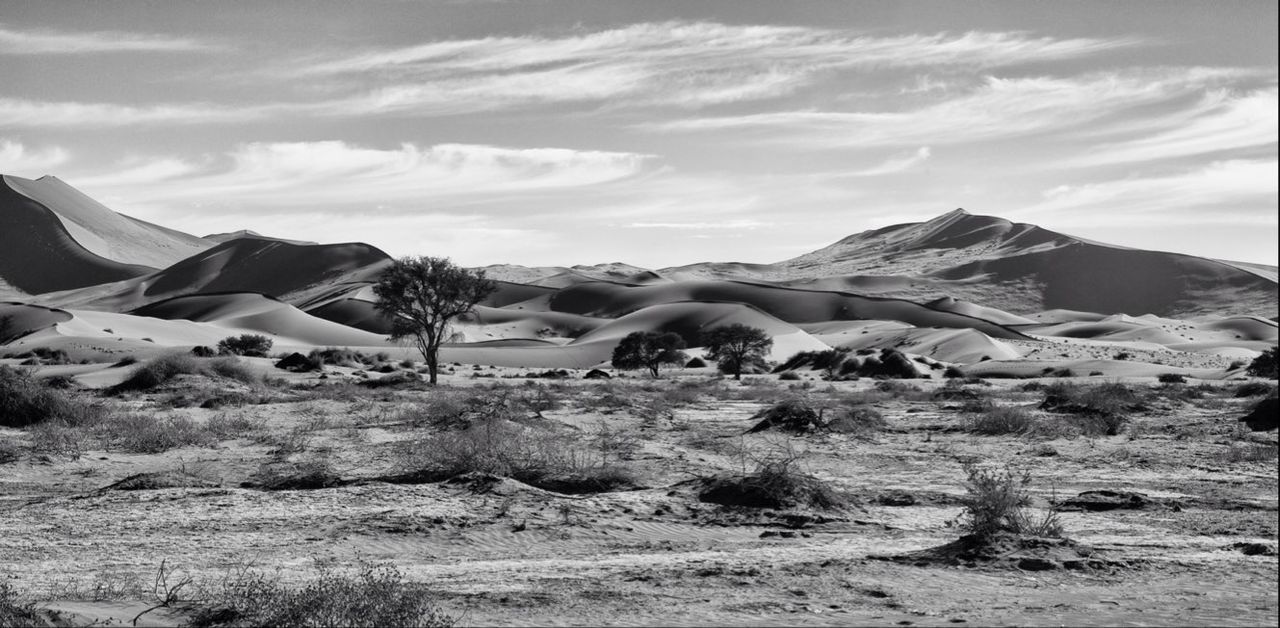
<box><xmin>427</xmin><ymin>353</ymin><xmax>439</xmax><ymax>385</ymax></box>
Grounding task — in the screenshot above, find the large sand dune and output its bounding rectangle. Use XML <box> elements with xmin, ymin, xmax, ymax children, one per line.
<box><xmin>2</xmin><ymin>175</ymin><xmax>212</xmax><ymax>271</ymax></box>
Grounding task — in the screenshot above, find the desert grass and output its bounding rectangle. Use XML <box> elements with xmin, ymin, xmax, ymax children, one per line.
<box><xmin>112</xmin><ymin>353</ymin><xmax>261</xmax><ymax>394</ymax></box>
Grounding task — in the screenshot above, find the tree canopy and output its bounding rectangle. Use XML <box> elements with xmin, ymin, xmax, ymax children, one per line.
<box><xmin>611</xmin><ymin>331</ymin><xmax>688</xmax><ymax>377</ymax></box>
<box><xmin>373</xmin><ymin>256</ymin><xmax>497</xmax><ymax>384</ymax></box>
<box><xmin>701</xmin><ymin>324</ymin><xmax>772</xmax><ymax>380</ymax></box>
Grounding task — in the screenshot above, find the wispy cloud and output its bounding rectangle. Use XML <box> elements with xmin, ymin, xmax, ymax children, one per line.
<box><xmin>1021</xmin><ymin>158</ymin><xmax>1278</xmax><ymax>223</ymax></box>
<box><xmin>624</xmin><ymin>219</ymin><xmax>773</xmax><ymax>230</ymax></box>
<box><xmin>290</xmin><ymin>23</ymin><xmax>1137</xmax><ymax>112</ymax></box>
<box><xmin>650</xmin><ymin>68</ymin><xmax>1261</xmax><ymax>146</ymax></box>
<box><xmin>1062</xmin><ymin>86</ymin><xmax>1278</xmax><ymax>167</ymax></box>
<box><xmin>69</xmin><ymin>141</ymin><xmax>655</xmax><ymax>211</ymax></box>
<box><xmin>0</xmin><ymin>22</ymin><xmax>218</xmax><ymax>54</ymax></box>
<box><xmin>0</xmin><ymin>98</ymin><xmax>263</xmax><ymax>128</ymax></box>
<box><xmin>846</xmin><ymin>147</ymin><xmax>933</xmax><ymax>176</ymax></box>
<box><xmin>0</xmin><ymin>139</ymin><xmax>69</xmax><ymax>174</ymax></box>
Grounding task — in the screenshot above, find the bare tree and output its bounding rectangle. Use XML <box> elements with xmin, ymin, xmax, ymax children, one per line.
<box><xmin>373</xmin><ymin>256</ymin><xmax>497</xmax><ymax>384</ymax></box>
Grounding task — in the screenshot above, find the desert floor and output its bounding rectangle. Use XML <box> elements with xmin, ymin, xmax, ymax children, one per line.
<box><xmin>1</xmin><ymin>364</ymin><xmax>1277</xmax><ymax>627</ymax></box>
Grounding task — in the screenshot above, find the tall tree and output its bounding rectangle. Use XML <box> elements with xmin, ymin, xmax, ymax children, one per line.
<box><xmin>701</xmin><ymin>324</ymin><xmax>773</xmax><ymax>380</ymax></box>
<box><xmin>611</xmin><ymin>331</ymin><xmax>688</xmax><ymax>377</ymax></box>
<box><xmin>373</xmin><ymin>256</ymin><xmax>497</xmax><ymax>384</ymax></box>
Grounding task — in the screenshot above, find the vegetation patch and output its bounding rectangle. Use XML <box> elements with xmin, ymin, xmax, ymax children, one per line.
<box><xmin>0</xmin><ymin>365</ymin><xmax>106</xmax><ymax>428</ymax></box>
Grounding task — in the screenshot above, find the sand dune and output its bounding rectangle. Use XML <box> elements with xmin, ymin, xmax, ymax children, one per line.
<box><xmin>37</xmin><ymin>237</ymin><xmax>393</xmax><ymax>313</ymax></box>
<box><xmin>925</xmin><ymin>296</ymin><xmax>1037</xmax><ymax>325</ymax></box>
<box><xmin>545</xmin><ymin>279</ymin><xmax>1030</xmax><ymax>340</ymax></box>
<box><xmin>0</xmin><ymin>302</ymin><xmax>73</xmax><ymax>344</ymax></box>
<box><xmin>828</xmin><ymin>327</ymin><xmax>1023</xmax><ymax>364</ymax></box>
<box><xmin>0</xmin><ymin>176</ymin><xmax>155</xmax><ymax>294</ymax></box>
<box><xmin>4</xmin><ymin>175</ymin><xmax>211</xmax><ymax>270</ymax></box>
<box><xmin>654</xmin><ymin>209</ymin><xmax>1277</xmax><ymax>319</ymax></box>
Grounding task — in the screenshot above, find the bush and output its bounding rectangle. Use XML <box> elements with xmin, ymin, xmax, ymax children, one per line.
<box><xmin>96</xmin><ymin>413</ymin><xmax>218</xmax><ymax>454</ymax></box>
<box><xmin>968</xmin><ymin>406</ymin><xmax>1036</xmax><ymax>436</ymax></box>
<box><xmin>1157</xmin><ymin>373</ymin><xmax>1187</xmax><ymax>384</ymax></box>
<box><xmin>0</xmin><ymin>581</ymin><xmax>38</xmax><ymax>626</ymax></box>
<box><xmin>396</xmin><ymin>418</ymin><xmax>637</xmax><ymax>493</ymax></box>
<box><xmin>216</xmin><ymin>334</ymin><xmax>274</xmax><ymax>358</ymax></box>
<box><xmin>824</xmin><ymin>405</ymin><xmax>886</xmax><ymax>435</ymax></box>
<box><xmin>960</xmin><ymin>465</ymin><xmax>1062</xmax><ymax>540</ymax></box>
<box><xmin>308</xmin><ymin>347</ymin><xmax>372</xmax><ymax>368</ymax></box>
<box><xmin>113</xmin><ymin>354</ymin><xmax>260</xmax><ymax>393</ymax></box>
<box><xmin>0</xmin><ymin>365</ymin><xmax>105</xmax><ymax>428</ymax></box>
<box><xmin>699</xmin><ymin>448</ymin><xmax>845</xmax><ymax>510</ymax></box>
<box><xmin>777</xmin><ymin>371</ymin><xmax>801</xmax><ymax>381</ymax></box>
<box><xmin>1234</xmin><ymin>381</ymin><xmax>1278</xmax><ymax>398</ymax></box>
<box><xmin>1246</xmin><ymin>346</ymin><xmax>1278</xmax><ymax>378</ymax></box>
<box><xmin>188</xmin><ymin>560</ymin><xmax>453</xmax><ymax>627</ymax></box>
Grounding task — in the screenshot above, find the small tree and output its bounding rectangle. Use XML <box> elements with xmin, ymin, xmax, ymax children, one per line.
<box><xmin>611</xmin><ymin>331</ymin><xmax>688</xmax><ymax>377</ymax></box>
<box><xmin>701</xmin><ymin>324</ymin><xmax>772</xmax><ymax>380</ymax></box>
<box><xmin>373</xmin><ymin>256</ymin><xmax>497</xmax><ymax>385</ymax></box>
<box><xmin>216</xmin><ymin>334</ymin><xmax>273</xmax><ymax>357</ymax></box>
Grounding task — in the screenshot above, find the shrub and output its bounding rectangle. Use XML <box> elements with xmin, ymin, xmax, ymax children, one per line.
<box><xmin>397</xmin><ymin>418</ymin><xmax>636</xmax><ymax>493</ymax></box>
<box><xmin>1157</xmin><ymin>373</ymin><xmax>1187</xmax><ymax>384</ymax></box>
<box><xmin>1234</xmin><ymin>381</ymin><xmax>1277</xmax><ymax>398</ymax></box>
<box><xmin>1246</xmin><ymin>346</ymin><xmax>1278</xmax><ymax>378</ymax></box>
<box><xmin>0</xmin><ymin>366</ymin><xmax>105</xmax><ymax>427</ymax></box>
<box><xmin>187</xmin><ymin>560</ymin><xmax>453</xmax><ymax>628</ymax></box>
<box><xmin>216</xmin><ymin>334</ymin><xmax>274</xmax><ymax>358</ymax></box>
<box><xmin>959</xmin><ymin>465</ymin><xmax>1062</xmax><ymax>540</ymax></box>
<box><xmin>308</xmin><ymin>347</ymin><xmax>372</xmax><ymax>368</ymax></box>
<box><xmin>777</xmin><ymin>371</ymin><xmax>801</xmax><ymax>381</ymax></box>
<box><xmin>968</xmin><ymin>406</ymin><xmax>1036</xmax><ymax>435</ymax></box>
<box><xmin>699</xmin><ymin>447</ymin><xmax>844</xmax><ymax>510</ymax></box>
<box><xmin>824</xmin><ymin>405</ymin><xmax>886</xmax><ymax>435</ymax></box>
<box><xmin>746</xmin><ymin>399</ymin><xmax>821</xmax><ymax>433</ymax></box>
<box><xmin>113</xmin><ymin>354</ymin><xmax>260</xmax><ymax>393</ymax></box>
<box><xmin>96</xmin><ymin>414</ymin><xmax>218</xmax><ymax>454</ymax></box>
<box><xmin>0</xmin><ymin>582</ymin><xmax>38</xmax><ymax>627</ymax></box>
<box><xmin>191</xmin><ymin>345</ymin><xmax>217</xmax><ymax>357</ymax></box>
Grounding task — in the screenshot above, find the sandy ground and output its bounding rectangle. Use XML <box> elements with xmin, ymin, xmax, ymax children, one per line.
<box><xmin>1</xmin><ymin>370</ymin><xmax>1276</xmax><ymax>626</ymax></box>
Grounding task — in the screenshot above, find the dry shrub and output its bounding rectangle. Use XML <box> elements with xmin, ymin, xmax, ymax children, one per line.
<box><xmin>700</xmin><ymin>447</ymin><xmax>845</xmax><ymax>510</ymax></box>
<box><xmin>1234</xmin><ymin>381</ymin><xmax>1277</xmax><ymax>398</ymax></box>
<box><xmin>967</xmin><ymin>406</ymin><xmax>1036</xmax><ymax>436</ymax></box>
<box><xmin>0</xmin><ymin>365</ymin><xmax>106</xmax><ymax>428</ymax></box>
<box><xmin>206</xmin><ymin>413</ymin><xmax>266</xmax><ymax>440</ymax></box>
<box><xmin>960</xmin><ymin>464</ymin><xmax>1062</xmax><ymax>540</ymax></box>
<box><xmin>1039</xmin><ymin>382</ymin><xmax>1139</xmax><ymax>436</ymax></box>
<box><xmin>113</xmin><ymin>354</ymin><xmax>260</xmax><ymax>393</ymax></box>
<box><xmin>397</xmin><ymin>418</ymin><xmax>637</xmax><ymax>493</ymax></box>
<box><xmin>824</xmin><ymin>405</ymin><xmax>886</xmax><ymax>435</ymax></box>
<box><xmin>247</xmin><ymin>459</ymin><xmax>342</xmax><ymax>491</ymax></box>
<box><xmin>1218</xmin><ymin>442</ymin><xmax>1279</xmax><ymax>463</ymax></box>
<box><xmin>97</xmin><ymin>413</ymin><xmax>218</xmax><ymax>454</ymax></box>
<box><xmin>28</xmin><ymin>420</ymin><xmax>89</xmax><ymax>459</ymax></box>
<box><xmin>0</xmin><ymin>581</ymin><xmax>38</xmax><ymax>626</ymax></box>
<box><xmin>187</xmin><ymin>560</ymin><xmax>452</xmax><ymax>627</ymax></box>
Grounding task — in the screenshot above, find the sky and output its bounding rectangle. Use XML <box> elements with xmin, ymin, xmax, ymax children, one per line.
<box><xmin>0</xmin><ymin>0</ymin><xmax>1276</xmax><ymax>267</ymax></box>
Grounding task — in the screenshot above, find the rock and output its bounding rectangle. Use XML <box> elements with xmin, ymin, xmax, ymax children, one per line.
<box><xmin>584</xmin><ymin>368</ymin><xmax>612</xmax><ymax>380</ymax></box>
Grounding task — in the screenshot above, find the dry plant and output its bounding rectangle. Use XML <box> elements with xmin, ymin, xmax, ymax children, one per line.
<box><xmin>958</xmin><ymin>464</ymin><xmax>1063</xmax><ymax>540</ymax></box>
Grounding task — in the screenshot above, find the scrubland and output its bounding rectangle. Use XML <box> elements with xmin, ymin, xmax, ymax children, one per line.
<box><xmin>1</xmin><ymin>356</ymin><xmax>1277</xmax><ymax>627</ymax></box>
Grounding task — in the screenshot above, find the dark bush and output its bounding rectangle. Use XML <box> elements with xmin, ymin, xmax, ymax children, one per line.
<box><xmin>1246</xmin><ymin>346</ymin><xmax>1278</xmax><ymax>379</ymax></box>
<box><xmin>112</xmin><ymin>354</ymin><xmax>259</xmax><ymax>393</ymax></box>
<box><xmin>217</xmin><ymin>334</ymin><xmax>274</xmax><ymax>358</ymax></box>
<box><xmin>1157</xmin><ymin>373</ymin><xmax>1187</xmax><ymax>384</ymax></box>
<box><xmin>0</xmin><ymin>366</ymin><xmax>104</xmax><ymax>428</ymax></box>
<box><xmin>191</xmin><ymin>345</ymin><xmax>217</xmax><ymax>357</ymax></box>
<box><xmin>1234</xmin><ymin>381</ymin><xmax>1277</xmax><ymax>398</ymax></box>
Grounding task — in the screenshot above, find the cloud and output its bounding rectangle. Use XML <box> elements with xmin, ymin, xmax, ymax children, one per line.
<box><xmin>0</xmin><ymin>139</ymin><xmax>69</xmax><ymax>174</ymax></box>
<box><xmin>68</xmin><ymin>141</ymin><xmax>655</xmax><ymax>212</ymax></box>
<box><xmin>290</xmin><ymin>23</ymin><xmax>1137</xmax><ymax>112</ymax></box>
<box><xmin>1062</xmin><ymin>86</ymin><xmax>1278</xmax><ymax>167</ymax></box>
<box><xmin>624</xmin><ymin>219</ymin><xmax>773</xmax><ymax>230</ymax></box>
<box><xmin>650</xmin><ymin>68</ymin><xmax>1263</xmax><ymax>146</ymax></box>
<box><xmin>1020</xmin><ymin>158</ymin><xmax>1278</xmax><ymax>224</ymax></box>
<box><xmin>0</xmin><ymin>22</ymin><xmax>218</xmax><ymax>54</ymax></box>
<box><xmin>0</xmin><ymin>98</ymin><xmax>264</xmax><ymax>128</ymax></box>
<box><xmin>846</xmin><ymin>147</ymin><xmax>932</xmax><ymax>176</ymax></box>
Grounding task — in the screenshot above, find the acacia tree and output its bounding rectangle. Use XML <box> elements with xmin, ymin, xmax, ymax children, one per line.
<box><xmin>611</xmin><ymin>331</ymin><xmax>688</xmax><ymax>377</ymax></box>
<box><xmin>701</xmin><ymin>324</ymin><xmax>773</xmax><ymax>380</ymax></box>
<box><xmin>373</xmin><ymin>256</ymin><xmax>497</xmax><ymax>384</ymax></box>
